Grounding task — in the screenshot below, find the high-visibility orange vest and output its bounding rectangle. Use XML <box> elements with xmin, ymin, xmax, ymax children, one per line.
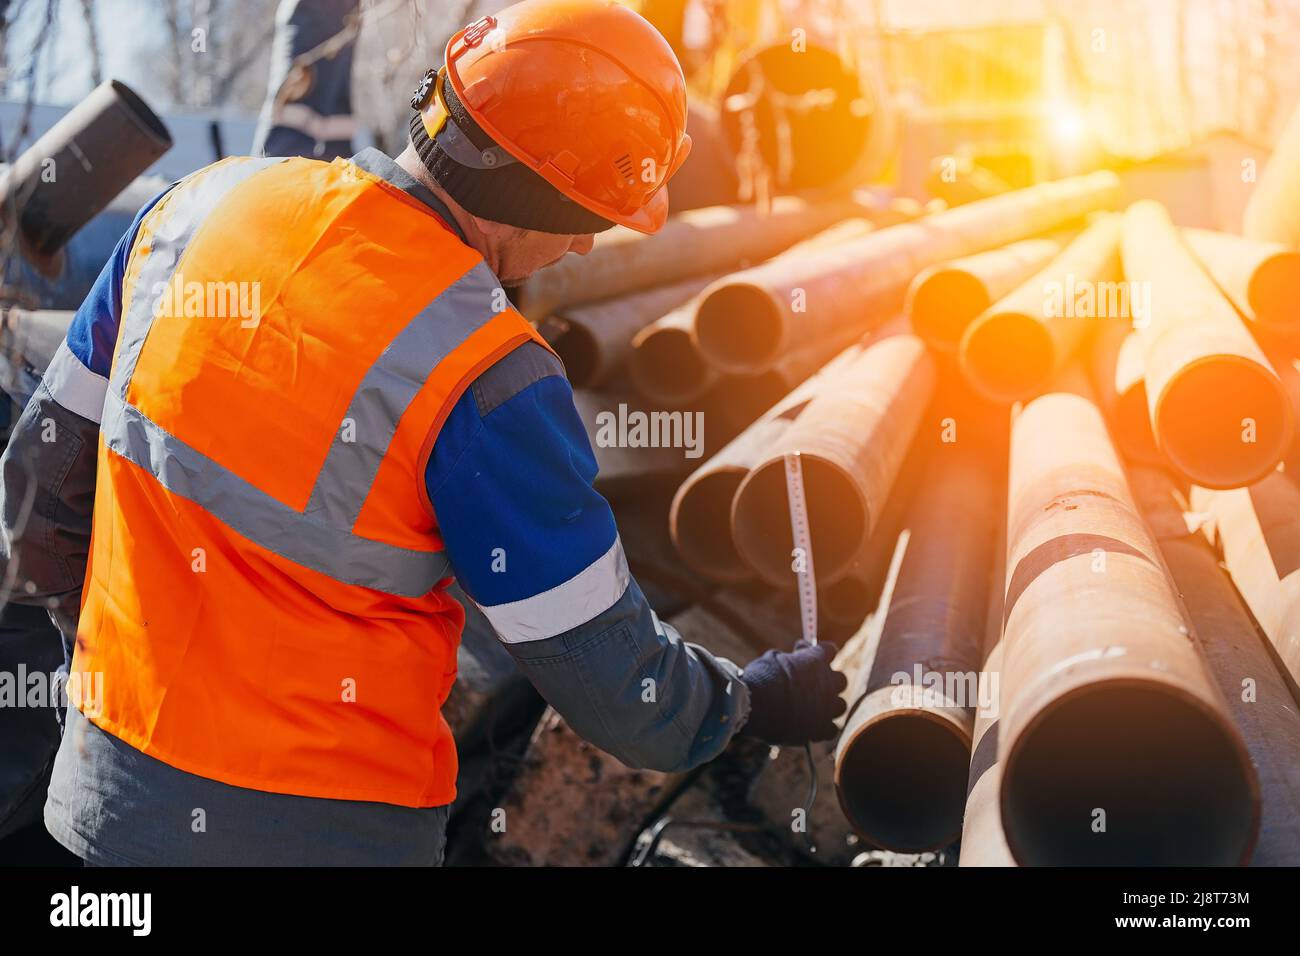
<box><xmin>72</xmin><ymin>155</ymin><xmax>549</xmax><ymax>807</ymax></box>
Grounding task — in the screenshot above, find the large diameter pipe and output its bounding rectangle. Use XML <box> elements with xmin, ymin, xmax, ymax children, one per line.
<box><xmin>512</xmin><ymin>195</ymin><xmax>865</xmax><ymax>319</ymax></box>
<box><xmin>731</xmin><ymin>333</ymin><xmax>935</xmax><ymax>587</ymax></box>
<box><xmin>834</xmin><ymin>443</ymin><xmax>996</xmax><ymax>851</ymax></box>
<box><xmin>1190</xmin><ymin>472</ymin><xmax>1300</xmax><ymax>694</ymax></box>
<box><xmin>1183</xmin><ymin>228</ymin><xmax>1300</xmax><ymax>332</ymax></box>
<box><xmin>1243</xmin><ymin>100</ymin><xmax>1300</xmax><ymax>247</ymax></box>
<box><xmin>1087</xmin><ymin>318</ymin><xmax>1161</xmax><ymax>466</ymax></box>
<box><xmin>998</xmin><ymin>374</ymin><xmax>1258</xmax><ymax>865</ymax></box>
<box><xmin>668</xmin><ymin>340</ymin><xmax>868</xmax><ymax>584</ymax></box>
<box><xmin>0</xmin><ymin>80</ymin><xmax>171</xmax><ymax>262</ymax></box>
<box><xmin>694</xmin><ymin>171</ymin><xmax>1121</xmax><ymax>374</ymax></box>
<box><xmin>960</xmin><ymin>216</ymin><xmax>1122</xmax><ymax>403</ymax></box>
<box><xmin>906</xmin><ymin>234</ymin><xmax>1068</xmax><ymax>353</ymax></box>
<box><xmin>1131</xmin><ymin>467</ymin><xmax>1300</xmax><ymax>865</ymax></box>
<box><xmin>718</xmin><ymin>42</ymin><xmax>886</xmax><ymax>194</ymax></box>
<box><xmin>541</xmin><ymin>273</ymin><xmax>721</xmax><ymax>389</ymax></box>
<box><xmin>1123</xmin><ymin>201</ymin><xmax>1293</xmax><ymax>489</ymax></box>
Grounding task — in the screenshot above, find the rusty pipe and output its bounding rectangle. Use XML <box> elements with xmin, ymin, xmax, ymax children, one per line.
<box><xmin>0</xmin><ymin>80</ymin><xmax>171</xmax><ymax>264</ymax></box>
<box><xmin>907</xmin><ymin>234</ymin><xmax>1069</xmax><ymax>353</ymax></box>
<box><xmin>731</xmin><ymin>332</ymin><xmax>935</xmax><ymax>587</ymax></box>
<box><xmin>998</xmin><ymin>372</ymin><xmax>1258</xmax><ymax>865</ymax></box>
<box><xmin>1122</xmin><ymin>200</ymin><xmax>1293</xmax><ymax>489</ymax></box>
<box><xmin>541</xmin><ymin>273</ymin><xmax>721</xmax><ymax>389</ymax></box>
<box><xmin>1087</xmin><ymin>317</ymin><xmax>1161</xmax><ymax>466</ymax></box>
<box><xmin>1131</xmin><ymin>466</ymin><xmax>1300</xmax><ymax>865</ymax></box>
<box><xmin>512</xmin><ymin>195</ymin><xmax>865</xmax><ymax>319</ymax></box>
<box><xmin>629</xmin><ymin>302</ymin><xmax>718</xmax><ymax>407</ymax></box>
<box><xmin>693</xmin><ymin>171</ymin><xmax>1121</xmax><ymax>375</ymax></box>
<box><xmin>1190</xmin><ymin>472</ymin><xmax>1300</xmax><ymax>695</ymax></box>
<box><xmin>1183</xmin><ymin>228</ymin><xmax>1300</xmax><ymax>332</ymax></box>
<box><xmin>960</xmin><ymin>216</ymin><xmax>1122</xmax><ymax>403</ymax></box>
<box><xmin>629</xmin><ymin>219</ymin><xmax>875</xmax><ymax>408</ymax></box>
<box><xmin>834</xmin><ymin>442</ymin><xmax>997</xmax><ymax>852</ymax></box>
<box><xmin>668</xmin><ymin>340</ymin><xmax>868</xmax><ymax>584</ymax></box>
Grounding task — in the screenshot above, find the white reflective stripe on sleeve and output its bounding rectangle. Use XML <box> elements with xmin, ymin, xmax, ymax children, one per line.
<box><xmin>476</xmin><ymin>538</ymin><xmax>631</xmax><ymax>644</ymax></box>
<box><xmin>43</xmin><ymin>340</ymin><xmax>109</xmax><ymax>423</ymax></box>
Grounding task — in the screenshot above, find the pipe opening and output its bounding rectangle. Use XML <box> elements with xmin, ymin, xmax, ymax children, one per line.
<box><xmin>909</xmin><ymin>269</ymin><xmax>990</xmax><ymax>353</ymax></box>
<box><xmin>1002</xmin><ymin>682</ymin><xmax>1256</xmax><ymax>865</ymax></box>
<box><xmin>1113</xmin><ymin>385</ymin><xmax>1159</xmax><ymax>463</ymax></box>
<box><xmin>961</xmin><ymin>311</ymin><xmax>1054</xmax><ymax>403</ymax></box>
<box><xmin>110</xmin><ymin>79</ymin><xmax>173</xmax><ymax>147</ymax></box>
<box><xmin>1155</xmin><ymin>356</ymin><xmax>1292</xmax><ymax>489</ymax></box>
<box><xmin>695</xmin><ymin>283</ymin><xmax>783</xmax><ymax>373</ymax></box>
<box><xmin>632</xmin><ymin>327</ymin><xmax>713</xmax><ymax>404</ymax></box>
<box><xmin>670</xmin><ymin>470</ymin><xmax>751</xmax><ymax>581</ymax></box>
<box><xmin>1248</xmin><ymin>251</ymin><xmax>1300</xmax><ymax>329</ymax></box>
<box><xmin>550</xmin><ymin>325</ymin><xmax>598</xmax><ymax>387</ymax></box>
<box><xmin>836</xmin><ymin>711</ymin><xmax>972</xmax><ymax>851</ymax></box>
<box><xmin>732</xmin><ymin>455</ymin><xmax>867</xmax><ymax>584</ymax></box>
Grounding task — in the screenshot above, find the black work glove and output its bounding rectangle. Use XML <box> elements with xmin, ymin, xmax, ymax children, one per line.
<box><xmin>737</xmin><ymin>640</ymin><xmax>848</xmax><ymax>745</ymax></box>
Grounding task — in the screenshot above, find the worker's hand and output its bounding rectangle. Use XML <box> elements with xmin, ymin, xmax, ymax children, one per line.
<box><xmin>737</xmin><ymin>640</ymin><xmax>848</xmax><ymax>746</ymax></box>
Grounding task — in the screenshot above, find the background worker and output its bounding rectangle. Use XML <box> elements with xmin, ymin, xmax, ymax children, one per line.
<box><xmin>0</xmin><ymin>0</ymin><xmax>845</xmax><ymax>866</ymax></box>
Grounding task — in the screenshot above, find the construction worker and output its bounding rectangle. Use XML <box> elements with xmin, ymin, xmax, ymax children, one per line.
<box><xmin>0</xmin><ymin>0</ymin><xmax>845</xmax><ymax>866</ymax></box>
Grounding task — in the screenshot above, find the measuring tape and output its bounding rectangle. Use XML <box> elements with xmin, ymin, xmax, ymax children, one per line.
<box><xmin>782</xmin><ymin>450</ymin><xmax>820</xmax><ymax>854</ymax></box>
<box><xmin>783</xmin><ymin>451</ymin><xmax>818</xmax><ymax>647</ymax></box>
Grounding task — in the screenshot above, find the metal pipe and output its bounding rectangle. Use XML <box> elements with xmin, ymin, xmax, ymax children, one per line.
<box><xmin>997</xmin><ymin>371</ymin><xmax>1258</xmax><ymax>865</ymax></box>
<box><xmin>716</xmin><ymin>41</ymin><xmax>891</xmax><ymax>194</ymax></box>
<box><xmin>629</xmin><ymin>302</ymin><xmax>718</xmax><ymax>407</ymax></box>
<box><xmin>541</xmin><ymin>273</ymin><xmax>721</xmax><ymax>389</ymax></box>
<box><xmin>668</xmin><ymin>340</ymin><xmax>868</xmax><ymax>584</ymax></box>
<box><xmin>1183</xmin><ymin>228</ymin><xmax>1300</xmax><ymax>332</ymax></box>
<box><xmin>629</xmin><ymin>219</ymin><xmax>875</xmax><ymax>407</ymax></box>
<box><xmin>834</xmin><ymin>442</ymin><xmax>997</xmax><ymax>852</ymax></box>
<box><xmin>959</xmin><ymin>466</ymin><xmax>1013</xmax><ymax>867</ymax></box>
<box><xmin>1122</xmin><ymin>200</ymin><xmax>1292</xmax><ymax>489</ymax></box>
<box><xmin>693</xmin><ymin>171</ymin><xmax>1120</xmax><ymax>375</ymax></box>
<box><xmin>960</xmin><ymin>216</ymin><xmax>1122</xmax><ymax>403</ymax></box>
<box><xmin>1243</xmin><ymin>100</ymin><xmax>1300</xmax><ymax>247</ymax></box>
<box><xmin>1189</xmin><ymin>472</ymin><xmax>1300</xmax><ymax>695</ymax></box>
<box><xmin>512</xmin><ymin>195</ymin><xmax>865</xmax><ymax>319</ymax></box>
<box><xmin>1087</xmin><ymin>318</ymin><xmax>1161</xmax><ymax>466</ymax></box>
<box><xmin>731</xmin><ymin>331</ymin><xmax>935</xmax><ymax>586</ymax></box>
<box><xmin>1130</xmin><ymin>466</ymin><xmax>1300</xmax><ymax>865</ymax></box>
<box><xmin>907</xmin><ymin>234</ymin><xmax>1068</xmax><ymax>353</ymax></box>
<box><xmin>0</xmin><ymin>80</ymin><xmax>171</xmax><ymax>263</ymax></box>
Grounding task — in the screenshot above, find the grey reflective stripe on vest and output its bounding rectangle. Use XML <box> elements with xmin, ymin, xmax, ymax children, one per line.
<box><xmin>113</xmin><ymin>157</ymin><xmax>289</xmax><ymax>400</ymax></box>
<box><xmin>100</xmin><ymin>154</ymin><xmax>469</xmax><ymax>597</ymax></box>
<box><xmin>101</xmin><ymin>390</ymin><xmax>449</xmax><ymax>595</ymax></box>
<box><xmin>305</xmin><ymin>261</ymin><xmax>505</xmax><ymax>528</ymax></box>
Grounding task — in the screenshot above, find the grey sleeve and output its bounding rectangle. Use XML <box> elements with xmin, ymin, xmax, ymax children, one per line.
<box><xmin>0</xmin><ymin>380</ymin><xmax>100</xmax><ymax>643</ymax></box>
<box><xmin>503</xmin><ymin>576</ymin><xmax>751</xmax><ymax>773</ymax></box>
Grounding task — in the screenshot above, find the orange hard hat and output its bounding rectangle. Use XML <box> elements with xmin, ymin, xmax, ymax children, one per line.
<box><xmin>419</xmin><ymin>0</ymin><xmax>692</xmax><ymax>234</ymax></box>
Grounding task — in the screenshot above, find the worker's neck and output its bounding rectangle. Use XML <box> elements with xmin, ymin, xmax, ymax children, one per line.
<box><xmin>395</xmin><ymin>145</ymin><xmax>503</xmax><ymax>273</ymax></box>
